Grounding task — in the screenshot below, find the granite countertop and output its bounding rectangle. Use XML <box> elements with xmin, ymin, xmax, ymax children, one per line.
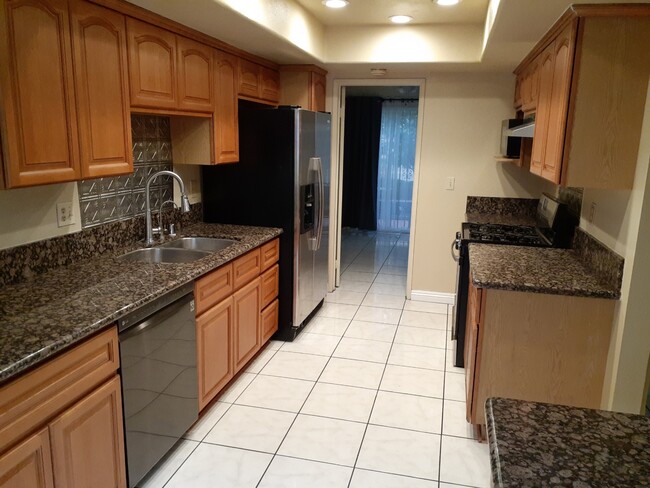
<box><xmin>469</xmin><ymin>244</ymin><xmax>620</xmax><ymax>299</ymax></box>
<box><xmin>465</xmin><ymin>212</ymin><xmax>538</xmax><ymax>227</ymax></box>
<box><xmin>486</xmin><ymin>397</ymin><xmax>650</xmax><ymax>487</ymax></box>
<box><xmin>0</xmin><ymin>223</ymin><xmax>282</xmax><ymax>384</ymax></box>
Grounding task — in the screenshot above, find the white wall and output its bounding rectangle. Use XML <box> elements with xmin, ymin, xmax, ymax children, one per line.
<box><xmin>0</xmin><ymin>183</ymin><xmax>82</xmax><ymax>251</ymax></box>
<box><xmin>411</xmin><ymin>72</ymin><xmax>555</xmax><ymax>293</ymax></box>
<box><xmin>580</xmin><ymin>81</ymin><xmax>650</xmax><ymax>413</ymax></box>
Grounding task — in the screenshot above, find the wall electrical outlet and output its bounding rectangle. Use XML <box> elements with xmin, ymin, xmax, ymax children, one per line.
<box><xmin>56</xmin><ymin>202</ymin><xmax>74</xmax><ymax>227</ymax></box>
<box><xmin>445</xmin><ymin>177</ymin><xmax>455</xmax><ymax>191</ymax></box>
<box><xmin>588</xmin><ymin>202</ymin><xmax>596</xmax><ymax>223</ymax></box>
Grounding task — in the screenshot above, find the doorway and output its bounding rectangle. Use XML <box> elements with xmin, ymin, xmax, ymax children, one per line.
<box><xmin>329</xmin><ymin>80</ymin><xmax>425</xmax><ymax>299</ymax></box>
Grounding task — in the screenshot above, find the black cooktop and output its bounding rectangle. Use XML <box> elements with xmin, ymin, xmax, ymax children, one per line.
<box><xmin>462</xmin><ymin>222</ymin><xmax>550</xmax><ymax>247</ymax></box>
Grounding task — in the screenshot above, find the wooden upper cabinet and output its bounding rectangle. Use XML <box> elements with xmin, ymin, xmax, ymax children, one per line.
<box><xmin>214</xmin><ymin>50</ymin><xmax>239</xmax><ymax>163</ymax></box>
<box><xmin>279</xmin><ymin>65</ymin><xmax>327</xmax><ymax>111</ymax></box>
<box><xmin>70</xmin><ymin>1</ymin><xmax>132</xmax><ymax>179</ymax></box>
<box><xmin>177</xmin><ymin>36</ymin><xmax>213</xmax><ymax>111</ymax></box>
<box><xmin>0</xmin><ymin>0</ymin><xmax>80</xmax><ymax>188</ymax></box>
<box><xmin>260</xmin><ymin>67</ymin><xmax>280</xmax><ymax>103</ymax></box>
<box><xmin>530</xmin><ymin>44</ymin><xmax>555</xmax><ymax>176</ymax></box>
<box><xmin>0</xmin><ymin>428</ymin><xmax>54</xmax><ymax>488</ymax></box>
<box><xmin>127</xmin><ymin>18</ymin><xmax>177</xmax><ymax>109</ymax></box>
<box><xmin>49</xmin><ymin>376</ymin><xmax>126</xmax><ymax>488</ymax></box>
<box><xmin>238</xmin><ymin>58</ymin><xmax>260</xmax><ymax>99</ymax></box>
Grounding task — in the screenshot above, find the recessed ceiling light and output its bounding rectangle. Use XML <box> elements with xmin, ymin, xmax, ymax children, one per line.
<box><xmin>322</xmin><ymin>0</ymin><xmax>349</xmax><ymax>8</ymax></box>
<box><xmin>436</xmin><ymin>0</ymin><xmax>461</xmax><ymax>6</ymax></box>
<box><xmin>389</xmin><ymin>15</ymin><xmax>413</xmax><ymax>24</ymax></box>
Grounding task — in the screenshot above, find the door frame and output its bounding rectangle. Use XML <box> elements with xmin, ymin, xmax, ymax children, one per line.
<box><xmin>328</xmin><ymin>78</ymin><xmax>426</xmax><ymax>298</ymax></box>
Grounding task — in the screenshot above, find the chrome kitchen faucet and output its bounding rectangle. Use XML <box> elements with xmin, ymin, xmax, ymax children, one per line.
<box><xmin>145</xmin><ymin>170</ymin><xmax>191</xmax><ymax>246</ymax></box>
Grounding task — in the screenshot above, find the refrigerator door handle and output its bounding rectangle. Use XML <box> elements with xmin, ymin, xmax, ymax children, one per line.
<box><xmin>308</xmin><ymin>157</ymin><xmax>324</xmax><ymax>251</ymax></box>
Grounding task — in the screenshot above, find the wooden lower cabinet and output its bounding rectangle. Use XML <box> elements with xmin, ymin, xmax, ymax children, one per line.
<box><xmin>197</xmin><ymin>296</ymin><xmax>234</xmax><ymax>410</ymax></box>
<box><xmin>233</xmin><ymin>277</ymin><xmax>261</xmax><ymax>372</ymax></box>
<box><xmin>0</xmin><ymin>429</ymin><xmax>54</xmax><ymax>488</ymax></box>
<box><xmin>49</xmin><ymin>376</ymin><xmax>126</xmax><ymax>488</ymax></box>
<box><xmin>465</xmin><ymin>282</ymin><xmax>615</xmax><ymax>428</ymax></box>
<box><xmin>260</xmin><ymin>299</ymin><xmax>279</xmax><ymax>344</ymax></box>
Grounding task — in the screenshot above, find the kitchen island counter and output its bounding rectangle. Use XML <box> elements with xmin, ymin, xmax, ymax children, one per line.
<box><xmin>0</xmin><ymin>223</ymin><xmax>282</xmax><ymax>384</ymax></box>
<box><xmin>486</xmin><ymin>397</ymin><xmax>650</xmax><ymax>487</ymax></box>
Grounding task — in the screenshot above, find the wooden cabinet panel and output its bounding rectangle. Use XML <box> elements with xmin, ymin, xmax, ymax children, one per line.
<box><xmin>197</xmin><ymin>297</ymin><xmax>233</xmax><ymax>410</ymax></box>
<box><xmin>260</xmin><ymin>238</ymin><xmax>279</xmax><ymax>272</ymax></box>
<box><xmin>530</xmin><ymin>44</ymin><xmax>555</xmax><ymax>175</ymax></box>
<box><xmin>464</xmin><ymin>282</ymin><xmax>483</xmax><ymax>423</ymax></box>
<box><xmin>0</xmin><ymin>0</ymin><xmax>80</xmax><ymax>188</ymax></box>
<box><xmin>127</xmin><ymin>18</ymin><xmax>177</xmax><ymax>109</ymax></box>
<box><xmin>260</xmin><ymin>66</ymin><xmax>280</xmax><ymax>103</ymax></box>
<box><xmin>311</xmin><ymin>72</ymin><xmax>326</xmax><ymax>112</ymax></box>
<box><xmin>195</xmin><ymin>263</ymin><xmax>233</xmax><ymax>316</ymax></box>
<box><xmin>260</xmin><ymin>264</ymin><xmax>279</xmax><ymax>310</ymax></box>
<box><xmin>233</xmin><ymin>249</ymin><xmax>261</xmax><ymax>291</ymax></box>
<box><xmin>233</xmin><ymin>278</ymin><xmax>261</xmax><ymax>372</ymax></box>
<box><xmin>260</xmin><ymin>299</ymin><xmax>279</xmax><ymax>344</ymax></box>
<box><xmin>541</xmin><ymin>22</ymin><xmax>576</xmax><ymax>183</ymax></box>
<box><xmin>0</xmin><ymin>428</ymin><xmax>54</xmax><ymax>488</ymax></box>
<box><xmin>238</xmin><ymin>58</ymin><xmax>260</xmax><ymax>98</ymax></box>
<box><xmin>70</xmin><ymin>1</ymin><xmax>132</xmax><ymax>179</ymax></box>
<box><xmin>0</xmin><ymin>327</ymin><xmax>119</xmax><ymax>453</ymax></box>
<box><xmin>177</xmin><ymin>36</ymin><xmax>213</xmax><ymax>111</ymax></box>
<box><xmin>214</xmin><ymin>50</ymin><xmax>239</xmax><ymax>163</ymax></box>
<box><xmin>49</xmin><ymin>376</ymin><xmax>126</xmax><ymax>488</ymax></box>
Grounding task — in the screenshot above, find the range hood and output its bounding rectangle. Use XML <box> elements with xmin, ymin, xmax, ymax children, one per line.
<box><xmin>506</xmin><ymin>119</ymin><xmax>535</xmax><ymax>138</ymax></box>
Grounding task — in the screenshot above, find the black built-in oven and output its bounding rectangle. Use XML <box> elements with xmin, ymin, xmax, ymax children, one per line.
<box><xmin>451</xmin><ymin>194</ymin><xmax>577</xmax><ymax>367</ymax></box>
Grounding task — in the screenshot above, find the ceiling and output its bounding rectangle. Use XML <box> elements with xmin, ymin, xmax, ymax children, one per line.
<box><xmin>127</xmin><ymin>0</ymin><xmax>650</xmax><ymax>74</ymax></box>
<box><xmin>294</xmin><ymin>0</ymin><xmax>489</xmax><ymax>25</ymax></box>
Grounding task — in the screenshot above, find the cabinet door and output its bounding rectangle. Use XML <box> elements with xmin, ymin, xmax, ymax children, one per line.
<box><xmin>464</xmin><ymin>283</ymin><xmax>483</xmax><ymax>423</ymax></box>
<box><xmin>541</xmin><ymin>22</ymin><xmax>576</xmax><ymax>184</ymax></box>
<box><xmin>127</xmin><ymin>18</ymin><xmax>177</xmax><ymax>109</ymax></box>
<box><xmin>311</xmin><ymin>72</ymin><xmax>326</xmax><ymax>112</ymax></box>
<box><xmin>238</xmin><ymin>58</ymin><xmax>260</xmax><ymax>98</ymax></box>
<box><xmin>260</xmin><ymin>299</ymin><xmax>279</xmax><ymax>344</ymax></box>
<box><xmin>177</xmin><ymin>36</ymin><xmax>213</xmax><ymax>112</ymax></box>
<box><xmin>197</xmin><ymin>296</ymin><xmax>234</xmax><ymax>410</ymax></box>
<box><xmin>214</xmin><ymin>50</ymin><xmax>239</xmax><ymax>163</ymax></box>
<box><xmin>260</xmin><ymin>67</ymin><xmax>280</xmax><ymax>103</ymax></box>
<box><xmin>49</xmin><ymin>376</ymin><xmax>126</xmax><ymax>488</ymax></box>
<box><xmin>0</xmin><ymin>0</ymin><xmax>80</xmax><ymax>188</ymax></box>
<box><xmin>530</xmin><ymin>44</ymin><xmax>555</xmax><ymax>176</ymax></box>
<box><xmin>233</xmin><ymin>278</ymin><xmax>261</xmax><ymax>372</ymax></box>
<box><xmin>0</xmin><ymin>428</ymin><xmax>54</xmax><ymax>488</ymax></box>
<box><xmin>70</xmin><ymin>1</ymin><xmax>132</xmax><ymax>179</ymax></box>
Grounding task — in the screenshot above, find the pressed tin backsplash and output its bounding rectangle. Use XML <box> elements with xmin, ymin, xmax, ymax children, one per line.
<box><xmin>78</xmin><ymin>115</ymin><xmax>174</xmax><ymax>228</ymax></box>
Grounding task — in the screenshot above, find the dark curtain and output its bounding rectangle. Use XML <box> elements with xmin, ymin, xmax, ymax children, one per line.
<box><xmin>342</xmin><ymin>97</ymin><xmax>383</xmax><ymax>230</ymax></box>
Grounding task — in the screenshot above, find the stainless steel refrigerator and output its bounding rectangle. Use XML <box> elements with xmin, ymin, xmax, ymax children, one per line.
<box><xmin>202</xmin><ymin>102</ymin><xmax>330</xmax><ymax>340</ymax></box>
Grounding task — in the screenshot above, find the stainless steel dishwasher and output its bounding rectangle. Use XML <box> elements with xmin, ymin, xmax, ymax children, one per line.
<box><xmin>118</xmin><ymin>282</ymin><xmax>198</xmax><ymax>488</ymax></box>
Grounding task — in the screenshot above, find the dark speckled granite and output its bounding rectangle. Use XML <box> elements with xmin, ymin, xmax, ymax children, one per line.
<box><xmin>466</xmin><ymin>196</ymin><xmax>538</xmax><ymax>217</ymax></box>
<box><xmin>0</xmin><ymin>222</ymin><xmax>281</xmax><ymax>384</ymax></box>
<box><xmin>469</xmin><ymin>244</ymin><xmax>620</xmax><ymax>299</ymax></box>
<box><xmin>573</xmin><ymin>228</ymin><xmax>624</xmax><ymax>295</ymax></box>
<box><xmin>486</xmin><ymin>397</ymin><xmax>650</xmax><ymax>488</ymax></box>
<box><xmin>465</xmin><ymin>212</ymin><xmax>538</xmax><ymax>226</ymax></box>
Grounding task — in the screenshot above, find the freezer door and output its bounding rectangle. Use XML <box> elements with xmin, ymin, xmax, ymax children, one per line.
<box><xmin>313</xmin><ymin>111</ymin><xmax>331</xmax><ymax>306</ymax></box>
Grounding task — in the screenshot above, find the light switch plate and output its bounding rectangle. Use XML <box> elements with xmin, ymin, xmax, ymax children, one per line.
<box><xmin>445</xmin><ymin>177</ymin><xmax>455</xmax><ymax>191</ymax></box>
<box><xmin>56</xmin><ymin>202</ymin><xmax>74</xmax><ymax>227</ymax></box>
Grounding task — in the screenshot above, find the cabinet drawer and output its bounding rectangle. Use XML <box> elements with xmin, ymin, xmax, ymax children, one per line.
<box><xmin>233</xmin><ymin>249</ymin><xmax>261</xmax><ymax>290</ymax></box>
<box><xmin>195</xmin><ymin>264</ymin><xmax>233</xmax><ymax>316</ymax></box>
<box><xmin>0</xmin><ymin>327</ymin><xmax>119</xmax><ymax>453</ymax></box>
<box><xmin>260</xmin><ymin>238</ymin><xmax>279</xmax><ymax>272</ymax></box>
<box><xmin>260</xmin><ymin>300</ymin><xmax>279</xmax><ymax>344</ymax></box>
<box><xmin>260</xmin><ymin>264</ymin><xmax>279</xmax><ymax>310</ymax></box>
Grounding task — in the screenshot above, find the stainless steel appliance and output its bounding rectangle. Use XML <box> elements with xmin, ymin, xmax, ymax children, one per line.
<box><xmin>202</xmin><ymin>102</ymin><xmax>330</xmax><ymax>340</ymax></box>
<box><xmin>451</xmin><ymin>193</ymin><xmax>577</xmax><ymax>367</ymax></box>
<box><xmin>118</xmin><ymin>283</ymin><xmax>198</xmax><ymax>487</ymax></box>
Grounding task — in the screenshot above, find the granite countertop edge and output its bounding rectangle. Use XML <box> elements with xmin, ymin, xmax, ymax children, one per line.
<box><xmin>0</xmin><ymin>223</ymin><xmax>282</xmax><ymax>384</ymax></box>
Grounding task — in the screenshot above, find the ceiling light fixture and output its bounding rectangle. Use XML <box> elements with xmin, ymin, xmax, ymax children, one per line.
<box><xmin>389</xmin><ymin>15</ymin><xmax>413</xmax><ymax>24</ymax></box>
<box><xmin>322</xmin><ymin>0</ymin><xmax>349</xmax><ymax>8</ymax></box>
<box><xmin>436</xmin><ymin>0</ymin><xmax>461</xmax><ymax>6</ymax></box>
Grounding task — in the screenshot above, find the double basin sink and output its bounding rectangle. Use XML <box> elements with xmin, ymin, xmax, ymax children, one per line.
<box><xmin>118</xmin><ymin>237</ymin><xmax>236</xmax><ymax>263</ymax></box>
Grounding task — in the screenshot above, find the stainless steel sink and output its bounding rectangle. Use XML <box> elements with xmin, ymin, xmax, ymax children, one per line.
<box><xmin>117</xmin><ymin>247</ymin><xmax>211</xmax><ymax>263</ymax></box>
<box><xmin>159</xmin><ymin>237</ymin><xmax>237</xmax><ymax>252</ymax></box>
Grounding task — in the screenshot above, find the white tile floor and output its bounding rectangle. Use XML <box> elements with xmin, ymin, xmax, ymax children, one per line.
<box><xmin>139</xmin><ymin>230</ymin><xmax>491</xmax><ymax>488</ymax></box>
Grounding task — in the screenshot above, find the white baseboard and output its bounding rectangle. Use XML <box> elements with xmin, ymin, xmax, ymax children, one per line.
<box><xmin>410</xmin><ymin>290</ymin><xmax>456</xmax><ymax>305</ymax></box>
